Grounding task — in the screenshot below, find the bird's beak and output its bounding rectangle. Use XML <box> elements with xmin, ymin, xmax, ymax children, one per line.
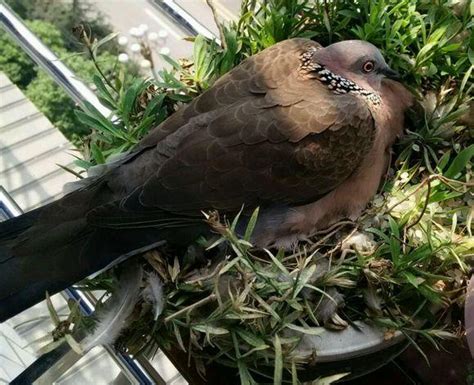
<box><xmin>380</xmin><ymin>67</ymin><xmax>400</xmax><ymax>80</ymax></box>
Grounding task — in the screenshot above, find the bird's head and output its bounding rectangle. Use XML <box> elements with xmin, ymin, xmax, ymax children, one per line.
<box><xmin>308</xmin><ymin>40</ymin><xmax>399</xmax><ymax>96</ymax></box>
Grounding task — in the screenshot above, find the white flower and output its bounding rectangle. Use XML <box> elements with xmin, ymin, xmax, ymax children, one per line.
<box><xmin>118</xmin><ymin>36</ymin><xmax>128</xmax><ymax>46</ymax></box>
<box><xmin>148</xmin><ymin>32</ymin><xmax>158</xmax><ymax>41</ymax></box>
<box><xmin>160</xmin><ymin>47</ymin><xmax>170</xmax><ymax>55</ymax></box>
<box><xmin>158</xmin><ymin>29</ymin><xmax>168</xmax><ymax>38</ymax></box>
<box><xmin>130</xmin><ymin>27</ymin><xmax>143</xmax><ymax>37</ymax></box>
<box><xmin>118</xmin><ymin>53</ymin><xmax>129</xmax><ymax>63</ymax></box>
<box><xmin>139</xmin><ymin>24</ymin><xmax>149</xmax><ymax>33</ymax></box>
<box><xmin>140</xmin><ymin>59</ymin><xmax>152</xmax><ymax>68</ymax></box>
<box><xmin>131</xmin><ymin>43</ymin><xmax>141</xmax><ymax>52</ymax></box>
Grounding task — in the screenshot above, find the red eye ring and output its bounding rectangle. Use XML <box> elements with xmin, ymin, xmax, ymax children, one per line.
<box><xmin>363</xmin><ymin>61</ymin><xmax>375</xmax><ymax>73</ymax></box>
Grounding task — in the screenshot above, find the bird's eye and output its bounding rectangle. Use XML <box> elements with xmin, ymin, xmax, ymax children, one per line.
<box><xmin>362</xmin><ymin>61</ymin><xmax>375</xmax><ymax>73</ymax></box>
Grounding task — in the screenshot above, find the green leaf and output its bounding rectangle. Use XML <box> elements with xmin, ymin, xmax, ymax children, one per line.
<box><xmin>143</xmin><ymin>93</ymin><xmax>165</xmax><ymax>120</ymax></box>
<box><xmin>235</xmin><ymin>328</ymin><xmax>267</xmax><ymax>348</ymax></box>
<box><xmin>291</xmin><ymin>360</ymin><xmax>299</xmax><ymax>385</ymax></box>
<box><xmin>57</xmin><ymin>163</ymin><xmax>83</xmax><ymax>179</ymax></box>
<box><xmin>73</xmin><ymin>158</ymin><xmax>94</xmax><ymax>170</ymax></box>
<box><xmin>121</xmin><ymin>79</ymin><xmax>144</xmax><ymax>127</ymax></box>
<box><xmin>231</xmin><ymin>206</ymin><xmax>244</xmax><ymax>232</ymax></box>
<box><xmin>93</xmin><ymin>74</ymin><xmax>116</xmax><ymax>107</ymax></box>
<box><xmin>273</xmin><ymin>334</ymin><xmax>283</xmax><ymax>385</ymax></box>
<box><xmin>91</xmin><ymin>142</ymin><xmax>106</xmax><ymax>164</ymax></box>
<box><xmin>292</xmin><ymin>264</ymin><xmax>316</xmax><ymax>299</ymax></box>
<box><xmin>436</xmin><ymin>150</ymin><xmax>451</xmax><ymax>172</ymax></box>
<box><xmin>192</xmin><ymin>324</ymin><xmax>229</xmax><ymax>335</ymax></box>
<box><xmin>244</xmin><ymin>207</ymin><xmax>259</xmax><ymax>242</ymax></box>
<box><xmin>159</xmin><ymin>54</ymin><xmax>182</xmax><ymax>70</ymax></box>
<box><xmin>75</xmin><ymin>110</ymin><xmax>124</xmax><ymax>141</ymax></box>
<box><xmin>252</xmin><ymin>292</ymin><xmax>281</xmax><ymax>321</ymax></box>
<box><xmin>237</xmin><ymin>360</ymin><xmax>256</xmax><ymax>385</ymax></box>
<box><xmin>313</xmin><ymin>373</ymin><xmax>350</xmax><ymax>385</ymax></box>
<box><xmin>388</xmin><ymin>217</ymin><xmax>401</xmax><ymax>263</ymax></box>
<box><xmin>402</xmin><ymin>271</ymin><xmax>425</xmax><ymax>288</ymax></box>
<box><xmin>444</xmin><ymin>144</ymin><xmax>474</xmax><ymax>179</ymax></box>
<box><xmin>91</xmin><ymin>32</ymin><xmax>119</xmax><ymax>56</ymax></box>
<box><xmin>264</xmin><ymin>248</ymin><xmax>290</xmax><ymax>276</ymax></box>
<box><xmin>46</xmin><ymin>291</ymin><xmax>60</xmax><ymax>327</ymax></box>
<box><xmin>65</xmin><ymin>334</ymin><xmax>84</xmax><ymax>355</ymax></box>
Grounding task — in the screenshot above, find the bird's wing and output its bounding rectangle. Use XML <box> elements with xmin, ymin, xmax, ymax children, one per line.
<box><xmin>90</xmin><ymin>98</ymin><xmax>374</xmax><ymax>227</ymax></box>
<box><xmin>139</xmin><ymin>38</ymin><xmax>323</xmax><ymax>147</ymax></box>
<box><xmin>88</xmin><ymin>38</ymin><xmax>375</xmax><ymax>226</ymax></box>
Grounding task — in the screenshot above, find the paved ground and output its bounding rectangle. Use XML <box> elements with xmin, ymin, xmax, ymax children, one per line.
<box><xmin>92</xmin><ymin>0</ymin><xmax>192</xmax><ymax>66</ymax></box>
<box><xmin>91</xmin><ymin>0</ymin><xmax>241</xmax><ymax>72</ymax></box>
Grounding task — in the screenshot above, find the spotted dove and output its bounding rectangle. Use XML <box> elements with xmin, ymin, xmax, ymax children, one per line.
<box><xmin>0</xmin><ymin>38</ymin><xmax>413</xmax><ymax>321</ymax></box>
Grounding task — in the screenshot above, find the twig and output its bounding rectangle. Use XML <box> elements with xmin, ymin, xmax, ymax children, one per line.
<box><xmin>87</xmin><ymin>44</ymin><xmax>118</xmax><ymax>94</ymax></box>
<box><xmin>406</xmin><ymin>178</ymin><xmax>432</xmax><ymax>232</ymax></box>
<box><xmin>165</xmin><ymin>294</ymin><xmax>217</xmax><ymax>323</ymax></box>
<box><xmin>206</xmin><ymin>0</ymin><xmax>228</xmax><ymax>50</ymax></box>
<box><xmin>312</xmin><ymin>220</ymin><xmax>356</xmax><ymax>236</ymax></box>
<box><xmin>385</xmin><ymin>174</ymin><xmax>437</xmax><ymax>214</ymax></box>
<box><xmin>78</xmin><ymin>26</ymin><xmax>118</xmax><ymax>94</ymax></box>
<box><xmin>307</xmin><ymin>220</ymin><xmax>357</xmax><ymax>253</ymax></box>
<box><xmin>185</xmin><ymin>261</ymin><xmax>226</xmax><ymax>284</ymax></box>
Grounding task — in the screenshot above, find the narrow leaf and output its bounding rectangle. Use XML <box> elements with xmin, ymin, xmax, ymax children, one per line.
<box><xmin>273</xmin><ymin>334</ymin><xmax>283</xmax><ymax>385</ymax></box>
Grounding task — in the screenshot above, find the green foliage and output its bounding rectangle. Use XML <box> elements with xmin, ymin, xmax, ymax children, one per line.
<box><xmin>0</xmin><ymin>20</ymin><xmax>64</xmax><ymax>87</ymax></box>
<box><xmin>74</xmin><ymin>70</ymin><xmax>170</xmax><ymax>166</ymax></box>
<box><xmin>26</xmin><ymin>51</ymin><xmax>119</xmax><ymax>143</ymax></box>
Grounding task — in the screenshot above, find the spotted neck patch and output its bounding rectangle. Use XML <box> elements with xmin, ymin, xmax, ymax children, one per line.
<box><xmin>300</xmin><ymin>49</ymin><xmax>381</xmax><ymax>106</ymax></box>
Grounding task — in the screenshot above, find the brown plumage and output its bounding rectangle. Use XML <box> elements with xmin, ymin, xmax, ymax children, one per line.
<box><xmin>0</xmin><ymin>38</ymin><xmax>413</xmax><ymax>320</ymax></box>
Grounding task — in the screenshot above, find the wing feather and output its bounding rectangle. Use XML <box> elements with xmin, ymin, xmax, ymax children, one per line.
<box><xmin>89</xmin><ymin>38</ymin><xmax>375</xmax><ymax>227</ymax></box>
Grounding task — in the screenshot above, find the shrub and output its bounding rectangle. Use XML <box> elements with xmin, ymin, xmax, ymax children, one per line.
<box><xmin>0</xmin><ymin>20</ymin><xmax>64</xmax><ymax>88</ymax></box>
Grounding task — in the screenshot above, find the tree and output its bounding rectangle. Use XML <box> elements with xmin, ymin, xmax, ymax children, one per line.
<box><xmin>0</xmin><ymin>20</ymin><xmax>64</xmax><ymax>88</ymax></box>
<box><xmin>25</xmin><ymin>51</ymin><xmax>119</xmax><ymax>142</ymax></box>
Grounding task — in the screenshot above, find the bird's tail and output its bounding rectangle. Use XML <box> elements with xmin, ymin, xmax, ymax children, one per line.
<box><xmin>0</xmin><ymin>184</ymin><xmax>166</xmax><ymax>322</ymax></box>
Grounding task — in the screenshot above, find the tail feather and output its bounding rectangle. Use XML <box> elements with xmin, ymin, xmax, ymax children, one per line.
<box><xmin>0</xmin><ymin>181</ymin><xmax>205</xmax><ymax>322</ymax></box>
<box><xmin>0</xmin><ymin>220</ymin><xmax>167</xmax><ymax>322</ymax></box>
<box><xmin>0</xmin><ymin>206</ymin><xmax>41</xmax><ymax>240</ymax></box>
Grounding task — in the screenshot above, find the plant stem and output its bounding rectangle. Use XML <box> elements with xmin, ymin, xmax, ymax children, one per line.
<box><xmin>406</xmin><ymin>179</ymin><xmax>432</xmax><ymax>232</ymax></box>
<box><xmin>87</xmin><ymin>45</ymin><xmax>119</xmax><ymax>94</ymax></box>
<box><xmin>165</xmin><ymin>294</ymin><xmax>217</xmax><ymax>323</ymax></box>
<box><xmin>206</xmin><ymin>0</ymin><xmax>228</xmax><ymax>50</ymax></box>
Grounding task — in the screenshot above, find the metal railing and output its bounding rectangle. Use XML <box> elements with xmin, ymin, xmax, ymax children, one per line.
<box><xmin>0</xmin><ymin>3</ymin><xmax>111</xmax><ymax>117</ymax></box>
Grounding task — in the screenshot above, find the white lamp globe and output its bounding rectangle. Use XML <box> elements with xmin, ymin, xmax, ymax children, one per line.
<box><xmin>148</xmin><ymin>32</ymin><xmax>158</xmax><ymax>41</ymax></box>
<box><xmin>131</xmin><ymin>43</ymin><xmax>141</xmax><ymax>52</ymax></box>
<box><xmin>118</xmin><ymin>36</ymin><xmax>128</xmax><ymax>46</ymax></box>
<box><xmin>140</xmin><ymin>59</ymin><xmax>152</xmax><ymax>69</ymax></box>
<box><xmin>118</xmin><ymin>53</ymin><xmax>129</xmax><ymax>63</ymax></box>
